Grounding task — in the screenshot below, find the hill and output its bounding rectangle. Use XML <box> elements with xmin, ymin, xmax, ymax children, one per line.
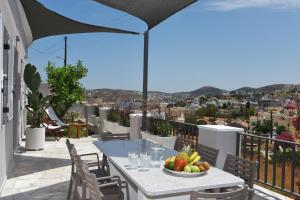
<box><xmin>189</xmin><ymin>86</ymin><xmax>227</xmax><ymax>97</ymax></box>
<box><xmin>86</xmin><ymin>84</ymin><xmax>300</xmax><ymax>101</ymax></box>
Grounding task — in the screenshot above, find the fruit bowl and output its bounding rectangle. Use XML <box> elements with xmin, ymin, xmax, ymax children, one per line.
<box><xmin>163</xmin><ymin>166</ymin><xmax>207</xmax><ymax>177</ymax></box>
<box><xmin>164</xmin><ymin>144</ymin><xmax>211</xmax><ymax>177</ymax></box>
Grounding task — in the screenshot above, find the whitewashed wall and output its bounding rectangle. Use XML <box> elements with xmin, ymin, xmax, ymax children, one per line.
<box><xmin>0</xmin><ymin>0</ymin><xmax>30</xmax><ymax>193</ymax></box>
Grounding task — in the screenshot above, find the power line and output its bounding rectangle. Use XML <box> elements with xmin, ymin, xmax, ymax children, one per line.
<box><xmin>30</xmin><ymin>37</ymin><xmax>64</xmax><ymax>55</ymax></box>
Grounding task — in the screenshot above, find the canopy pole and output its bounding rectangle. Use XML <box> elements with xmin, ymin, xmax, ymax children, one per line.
<box><xmin>142</xmin><ymin>31</ymin><xmax>149</xmax><ymax>131</ymax></box>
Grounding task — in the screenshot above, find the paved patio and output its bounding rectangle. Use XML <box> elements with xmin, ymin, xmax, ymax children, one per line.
<box><xmin>0</xmin><ymin>136</ymin><xmax>101</xmax><ymax>200</ymax></box>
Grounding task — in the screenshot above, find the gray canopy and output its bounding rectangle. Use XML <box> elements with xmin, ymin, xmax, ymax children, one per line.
<box><xmin>21</xmin><ymin>0</ymin><xmax>138</xmax><ymax>41</ymax></box>
<box><xmin>94</xmin><ymin>0</ymin><xmax>197</xmax><ymax>29</ymax></box>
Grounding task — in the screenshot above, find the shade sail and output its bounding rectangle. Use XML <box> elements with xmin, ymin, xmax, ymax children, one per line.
<box><xmin>94</xmin><ymin>0</ymin><xmax>197</xmax><ymax>30</ymax></box>
<box><xmin>21</xmin><ymin>0</ymin><xmax>138</xmax><ymax>41</ymax></box>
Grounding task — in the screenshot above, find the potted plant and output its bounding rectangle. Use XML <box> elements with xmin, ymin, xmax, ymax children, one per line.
<box><xmin>24</xmin><ymin>64</ymin><xmax>50</xmax><ymax>150</ymax></box>
<box><xmin>141</xmin><ymin>120</ymin><xmax>176</xmax><ymax>149</ymax></box>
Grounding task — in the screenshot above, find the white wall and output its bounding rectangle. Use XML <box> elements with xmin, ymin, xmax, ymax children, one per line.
<box><xmin>198</xmin><ymin>125</ymin><xmax>243</xmax><ymax>169</ymax></box>
<box><xmin>0</xmin><ymin>0</ymin><xmax>29</xmax><ymax>193</ymax></box>
<box><xmin>103</xmin><ymin>120</ymin><xmax>130</xmax><ymax>134</ymax></box>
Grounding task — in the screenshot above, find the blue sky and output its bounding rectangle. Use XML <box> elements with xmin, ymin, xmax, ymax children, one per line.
<box><xmin>29</xmin><ymin>0</ymin><xmax>300</xmax><ymax>92</ymax></box>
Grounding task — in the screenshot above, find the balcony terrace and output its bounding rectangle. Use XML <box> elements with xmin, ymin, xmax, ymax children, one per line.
<box><xmin>0</xmin><ymin>137</ymin><xmax>100</xmax><ymax>200</ymax></box>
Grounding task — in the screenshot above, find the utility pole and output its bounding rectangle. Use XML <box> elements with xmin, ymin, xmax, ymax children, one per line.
<box><xmin>64</xmin><ymin>36</ymin><xmax>67</xmax><ymax>66</ymax></box>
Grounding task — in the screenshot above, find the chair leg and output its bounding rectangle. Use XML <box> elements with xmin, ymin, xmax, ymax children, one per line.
<box><xmin>67</xmin><ymin>177</ymin><xmax>73</xmax><ymax>200</ymax></box>
<box><xmin>48</xmin><ymin>130</ymin><xmax>60</xmax><ymax>141</ymax></box>
<box><xmin>73</xmin><ymin>180</ymin><xmax>78</xmax><ymax>200</ymax></box>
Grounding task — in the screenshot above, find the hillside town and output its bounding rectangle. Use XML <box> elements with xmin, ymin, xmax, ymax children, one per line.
<box><xmin>86</xmin><ymin>84</ymin><xmax>300</xmax><ymax>139</ymax></box>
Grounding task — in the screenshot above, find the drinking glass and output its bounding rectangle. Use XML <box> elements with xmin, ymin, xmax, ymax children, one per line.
<box><xmin>139</xmin><ymin>153</ymin><xmax>150</xmax><ymax>170</ymax></box>
<box><xmin>149</xmin><ymin>146</ymin><xmax>164</xmax><ymax>168</ymax></box>
<box><xmin>128</xmin><ymin>151</ymin><xmax>138</xmax><ymax>169</ymax></box>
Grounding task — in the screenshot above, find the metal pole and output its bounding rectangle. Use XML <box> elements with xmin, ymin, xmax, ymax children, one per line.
<box><xmin>64</xmin><ymin>36</ymin><xmax>67</xmax><ymax>66</ymax></box>
<box><xmin>270</xmin><ymin>111</ymin><xmax>273</xmax><ymax>138</ymax></box>
<box><xmin>142</xmin><ymin>31</ymin><xmax>149</xmax><ymax>130</ymax></box>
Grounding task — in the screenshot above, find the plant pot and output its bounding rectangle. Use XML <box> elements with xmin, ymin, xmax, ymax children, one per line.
<box><xmin>141</xmin><ymin>131</ymin><xmax>176</xmax><ymax>149</ymax></box>
<box><xmin>141</xmin><ymin>131</ymin><xmax>152</xmax><ymax>141</ymax></box>
<box><xmin>25</xmin><ymin>127</ymin><xmax>45</xmax><ymax>150</ymax></box>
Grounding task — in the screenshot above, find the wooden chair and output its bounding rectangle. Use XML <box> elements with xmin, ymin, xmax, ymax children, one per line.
<box><xmin>174</xmin><ymin>136</ymin><xmax>195</xmax><ymax>151</ymax></box>
<box><xmin>223</xmin><ymin>153</ymin><xmax>257</xmax><ymax>200</ymax></box>
<box><xmin>43</xmin><ymin>106</ymin><xmax>69</xmax><ymax>141</ymax></box>
<box><xmin>66</xmin><ymin>139</ymin><xmax>110</xmax><ymax>200</ymax></box>
<box><xmin>76</xmin><ymin>161</ymin><xmax>129</xmax><ymax>200</ymax></box>
<box><xmin>196</xmin><ymin>144</ymin><xmax>219</xmax><ymax>167</ymax></box>
<box><xmin>190</xmin><ymin>185</ymin><xmax>248</xmax><ymax>200</ymax></box>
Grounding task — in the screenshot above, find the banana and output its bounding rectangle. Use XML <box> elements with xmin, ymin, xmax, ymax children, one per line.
<box><xmin>191</xmin><ymin>155</ymin><xmax>201</xmax><ymax>164</ymax></box>
<box><xmin>189</xmin><ymin>152</ymin><xmax>198</xmax><ymax>163</ymax></box>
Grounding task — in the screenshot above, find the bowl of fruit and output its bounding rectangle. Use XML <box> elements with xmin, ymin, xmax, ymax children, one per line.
<box><xmin>164</xmin><ymin>145</ymin><xmax>210</xmax><ymax>177</ymax></box>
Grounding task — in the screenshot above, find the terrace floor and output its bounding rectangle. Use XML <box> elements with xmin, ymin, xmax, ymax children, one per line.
<box><xmin>0</xmin><ymin>136</ymin><xmax>101</xmax><ymax>200</ymax></box>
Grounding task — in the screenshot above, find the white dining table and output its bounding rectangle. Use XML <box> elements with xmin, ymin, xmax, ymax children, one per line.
<box><xmin>94</xmin><ymin>140</ymin><xmax>244</xmax><ymax>200</ymax></box>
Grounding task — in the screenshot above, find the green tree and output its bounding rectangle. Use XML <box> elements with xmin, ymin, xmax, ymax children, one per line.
<box><xmin>222</xmin><ymin>103</ymin><xmax>227</xmax><ymax>109</ymax></box>
<box><xmin>246</xmin><ymin>101</ymin><xmax>251</xmax><ymax>109</ymax></box>
<box><xmin>174</xmin><ymin>100</ymin><xmax>186</xmax><ymax>107</ymax></box>
<box><xmin>206</xmin><ymin>104</ymin><xmax>217</xmax><ymax>117</ymax></box>
<box><xmin>46</xmin><ymin>60</ymin><xmax>88</xmax><ymax>117</ymax></box>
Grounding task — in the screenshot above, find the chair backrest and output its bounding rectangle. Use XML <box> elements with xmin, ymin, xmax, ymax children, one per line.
<box><xmin>44</xmin><ymin>106</ymin><xmax>66</xmax><ymax>126</ymax></box>
<box><xmin>82</xmin><ymin>162</ymin><xmax>103</xmax><ymax>200</ymax></box>
<box><xmin>223</xmin><ymin>153</ymin><xmax>257</xmax><ymax>188</ymax></box>
<box><xmin>190</xmin><ymin>185</ymin><xmax>248</xmax><ymax>200</ymax></box>
<box><xmin>196</xmin><ymin>144</ymin><xmax>219</xmax><ymax>167</ymax></box>
<box><xmin>174</xmin><ymin>137</ymin><xmax>195</xmax><ymax>151</ymax></box>
<box><xmin>66</xmin><ymin>139</ymin><xmax>72</xmax><ymax>153</ymax></box>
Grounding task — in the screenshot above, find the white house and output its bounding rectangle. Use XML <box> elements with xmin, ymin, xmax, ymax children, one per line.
<box><xmin>0</xmin><ymin>0</ymin><xmax>136</xmax><ymax>193</ymax></box>
<box><xmin>0</xmin><ymin>0</ymin><xmax>29</xmax><ymax>192</ymax></box>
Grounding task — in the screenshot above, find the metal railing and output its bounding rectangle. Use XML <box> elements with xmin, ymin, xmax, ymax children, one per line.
<box><xmin>236</xmin><ymin>132</ymin><xmax>300</xmax><ymax>199</ymax></box>
<box><xmin>145</xmin><ymin>117</ymin><xmax>199</xmax><ymax>149</ymax></box>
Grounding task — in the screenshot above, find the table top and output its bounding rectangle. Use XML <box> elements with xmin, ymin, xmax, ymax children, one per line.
<box><xmin>68</xmin><ymin>122</ymin><xmax>87</xmax><ymax>126</ymax></box>
<box><xmin>94</xmin><ymin>140</ymin><xmax>244</xmax><ymax>197</ymax></box>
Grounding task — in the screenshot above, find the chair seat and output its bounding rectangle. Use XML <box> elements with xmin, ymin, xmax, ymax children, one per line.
<box><xmin>90</xmin><ymin>168</ymin><xmax>109</xmax><ymax>177</ymax></box>
<box><xmin>76</xmin><ymin>185</ymin><xmax>124</xmax><ymax>200</ymax></box>
<box><xmin>100</xmin><ymin>185</ymin><xmax>124</xmax><ymax>200</ymax></box>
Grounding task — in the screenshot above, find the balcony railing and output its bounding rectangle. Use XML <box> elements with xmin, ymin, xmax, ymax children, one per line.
<box><xmin>145</xmin><ymin>117</ymin><xmax>199</xmax><ymax>149</ymax></box>
<box><xmin>236</xmin><ymin>132</ymin><xmax>300</xmax><ymax>199</ymax></box>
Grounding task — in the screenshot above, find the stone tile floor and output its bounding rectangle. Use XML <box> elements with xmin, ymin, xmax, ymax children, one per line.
<box><xmin>0</xmin><ymin>136</ymin><xmax>101</xmax><ymax>200</ymax></box>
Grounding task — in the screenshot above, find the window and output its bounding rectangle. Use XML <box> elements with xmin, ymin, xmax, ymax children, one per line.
<box><xmin>2</xmin><ymin>27</ymin><xmax>9</xmax><ymax>124</ymax></box>
<box><xmin>0</xmin><ymin>13</ymin><xmax>3</xmax><ymax>129</ymax></box>
<box><xmin>8</xmin><ymin>36</ymin><xmax>14</xmax><ymax>120</ymax></box>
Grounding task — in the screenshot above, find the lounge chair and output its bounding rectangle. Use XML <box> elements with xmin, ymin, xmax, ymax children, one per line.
<box><xmin>42</xmin><ymin>106</ymin><xmax>69</xmax><ymax>141</ymax></box>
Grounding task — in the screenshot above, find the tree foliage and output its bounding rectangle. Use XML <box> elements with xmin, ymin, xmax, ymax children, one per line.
<box><xmin>46</xmin><ymin>61</ymin><xmax>88</xmax><ymax>117</ymax></box>
<box><xmin>252</xmin><ymin>120</ymin><xmax>272</xmax><ymax>134</ymax></box>
<box><xmin>195</xmin><ymin>104</ymin><xmax>217</xmax><ymax>117</ymax></box>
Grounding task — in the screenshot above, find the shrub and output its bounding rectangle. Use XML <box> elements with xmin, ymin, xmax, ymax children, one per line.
<box><xmin>276</xmin><ymin>131</ymin><xmax>296</xmax><ymax>143</ymax></box>
<box><xmin>65</xmin><ymin>111</ymin><xmax>80</xmax><ymax>123</ymax></box>
<box><xmin>107</xmin><ymin>110</ymin><xmax>121</xmax><ymax>123</ymax></box>
<box><xmin>157</xmin><ymin>122</ymin><xmax>172</xmax><ymax>137</ymax></box>
<box><xmin>120</xmin><ymin>113</ymin><xmax>130</xmax><ymax>127</ymax></box>
<box><xmin>275</xmin><ymin>125</ymin><xmax>286</xmax><ymax>135</ymax></box>
<box><xmin>150</xmin><ymin>120</ymin><xmax>172</xmax><ymax>137</ymax></box>
<box><xmin>271</xmin><ymin>149</ymin><xmax>300</xmax><ymax>166</ymax></box>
